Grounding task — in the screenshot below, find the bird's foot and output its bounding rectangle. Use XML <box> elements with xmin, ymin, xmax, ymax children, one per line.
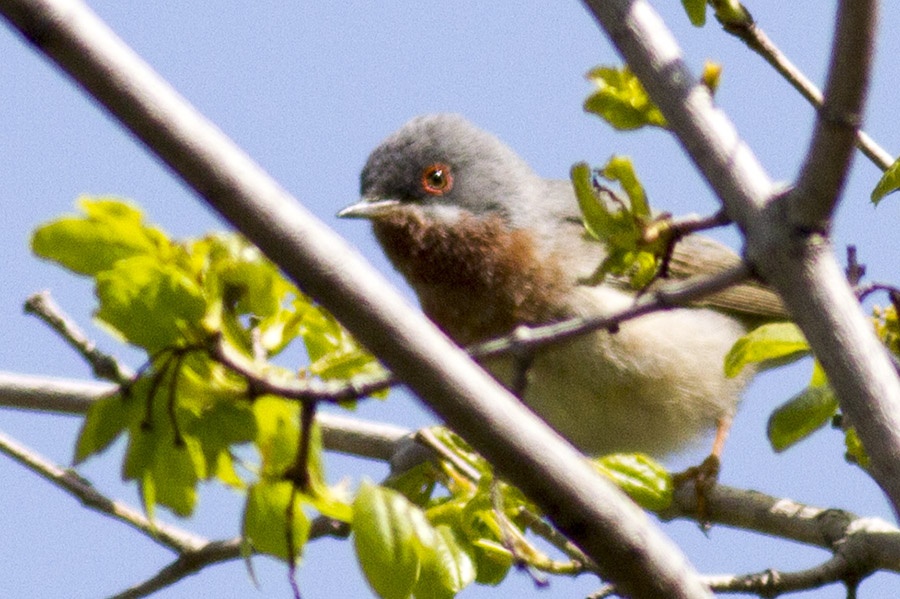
<box><xmin>672</xmin><ymin>453</ymin><xmax>720</xmax><ymax>532</ymax></box>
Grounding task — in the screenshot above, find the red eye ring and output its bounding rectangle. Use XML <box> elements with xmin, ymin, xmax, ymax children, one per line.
<box><xmin>421</xmin><ymin>163</ymin><xmax>453</xmax><ymax>195</ymax></box>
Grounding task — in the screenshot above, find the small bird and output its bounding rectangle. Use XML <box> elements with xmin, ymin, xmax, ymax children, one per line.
<box><xmin>339</xmin><ymin>114</ymin><xmax>784</xmax><ymax>459</ymax></box>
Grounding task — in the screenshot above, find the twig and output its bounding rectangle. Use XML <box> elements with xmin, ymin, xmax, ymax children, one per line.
<box><xmin>24</xmin><ymin>291</ymin><xmax>133</xmax><ymax>384</ymax></box>
<box><xmin>207</xmin><ymin>333</ymin><xmax>395</xmax><ymax>403</ymax></box>
<box><xmin>589</xmin><ymin>556</ymin><xmax>851</xmax><ymax>599</ymax></box>
<box><xmin>414</xmin><ymin>427</ymin><xmax>482</xmax><ymax>482</ymax></box>
<box><xmin>471</xmin><ymin>264</ymin><xmax>750</xmax><ymax>360</ymax></box>
<box><xmin>109</xmin><ymin>517</ymin><xmax>350</xmax><ymax>599</ymax></box>
<box><xmin>0</xmin><ymin>427</ymin><xmax>203</xmax><ymax>552</ymax></box>
<box><xmin>719</xmin><ymin>12</ymin><xmax>893</xmax><ymax>171</ymax></box>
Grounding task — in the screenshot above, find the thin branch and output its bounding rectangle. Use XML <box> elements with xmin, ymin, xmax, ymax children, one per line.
<box><xmin>0</xmin><ymin>371</ymin><xmax>110</xmax><ymax>414</ymax></box>
<box><xmin>108</xmin><ymin>538</ymin><xmax>242</xmax><ymax>599</ymax></box>
<box><xmin>791</xmin><ymin>0</ymin><xmax>878</xmax><ymax>228</ymax></box>
<box><xmin>0</xmin><ymin>371</ymin><xmax>413</xmax><ymax>462</ymax></box>
<box><xmin>590</xmin><ymin>557</ymin><xmax>852</xmax><ymax>599</ymax></box>
<box><xmin>24</xmin><ymin>291</ymin><xmax>133</xmax><ymax>383</ymax></box>
<box><xmin>471</xmin><ymin>264</ymin><xmax>750</xmax><ymax>360</ymax></box>
<box><xmin>0</xmin><ymin>427</ymin><xmax>204</xmax><ymax>552</ymax></box>
<box><xmin>701</xmin><ymin>556</ymin><xmax>852</xmax><ymax>596</ymax></box>
<box><xmin>207</xmin><ymin>334</ymin><xmax>395</xmax><ymax>403</ymax></box>
<box><xmin>109</xmin><ymin>516</ymin><xmax>350</xmax><ymax>599</ymax></box>
<box><xmin>718</xmin><ymin>13</ymin><xmax>893</xmax><ymax>171</ymax></box>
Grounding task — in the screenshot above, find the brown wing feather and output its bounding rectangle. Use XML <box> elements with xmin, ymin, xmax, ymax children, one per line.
<box><xmin>666</xmin><ymin>235</ymin><xmax>787</xmax><ymax>321</ymax></box>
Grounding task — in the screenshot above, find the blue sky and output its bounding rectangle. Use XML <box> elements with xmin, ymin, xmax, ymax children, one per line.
<box><xmin>2</xmin><ymin>2</ymin><xmax>899</xmax><ymax>598</ymax></box>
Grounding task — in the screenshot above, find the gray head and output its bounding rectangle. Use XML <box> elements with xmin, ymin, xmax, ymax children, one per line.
<box><xmin>340</xmin><ymin>114</ymin><xmax>546</xmax><ymax>227</ymax></box>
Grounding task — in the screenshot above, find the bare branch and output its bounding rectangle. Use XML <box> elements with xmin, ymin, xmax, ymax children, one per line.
<box><xmin>207</xmin><ymin>334</ymin><xmax>395</xmax><ymax>403</ymax></box>
<box><xmin>108</xmin><ymin>517</ymin><xmax>349</xmax><ymax>599</ymax></box>
<box><xmin>24</xmin><ymin>291</ymin><xmax>133</xmax><ymax>383</ymax></box>
<box><xmin>0</xmin><ymin>371</ymin><xmax>109</xmax><ymax>414</ymax></box>
<box><xmin>471</xmin><ymin>264</ymin><xmax>750</xmax><ymax>360</ymax></box>
<box><xmin>720</xmin><ymin>15</ymin><xmax>892</xmax><ymax>171</ymax></box>
<box><xmin>108</xmin><ymin>538</ymin><xmax>242</xmax><ymax>599</ymax></box>
<box><xmin>792</xmin><ymin>0</ymin><xmax>879</xmax><ymax>228</ymax></box>
<box><xmin>0</xmin><ymin>427</ymin><xmax>204</xmax><ymax>552</ymax></box>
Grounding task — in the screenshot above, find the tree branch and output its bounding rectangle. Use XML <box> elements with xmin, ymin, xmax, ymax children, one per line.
<box><xmin>719</xmin><ymin>12</ymin><xmax>892</xmax><ymax>171</ymax></box>
<box><xmin>579</xmin><ymin>0</ymin><xmax>900</xmax><ymax>518</ymax></box>
<box><xmin>471</xmin><ymin>264</ymin><xmax>750</xmax><ymax>360</ymax></box>
<box><xmin>25</xmin><ymin>290</ymin><xmax>133</xmax><ymax>384</ymax></box>
<box><xmin>791</xmin><ymin>0</ymin><xmax>878</xmax><ymax>228</ymax></box>
<box><xmin>0</xmin><ymin>426</ymin><xmax>205</xmax><ymax>552</ymax></box>
<box><xmin>7</xmin><ymin>373</ymin><xmax>900</xmax><ymax>596</ymax></box>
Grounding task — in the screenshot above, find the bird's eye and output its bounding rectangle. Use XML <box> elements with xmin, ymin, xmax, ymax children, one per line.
<box><xmin>421</xmin><ymin>163</ymin><xmax>453</xmax><ymax>195</ymax></box>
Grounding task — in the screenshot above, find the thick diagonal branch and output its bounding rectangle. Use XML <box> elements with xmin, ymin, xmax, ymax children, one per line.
<box><xmin>580</xmin><ymin>0</ymin><xmax>900</xmax><ymax>518</ymax></box>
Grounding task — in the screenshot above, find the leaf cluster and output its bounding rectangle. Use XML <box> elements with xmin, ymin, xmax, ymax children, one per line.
<box><xmin>33</xmin><ymin>197</ymin><xmax>373</xmax><ymax>556</ymax></box>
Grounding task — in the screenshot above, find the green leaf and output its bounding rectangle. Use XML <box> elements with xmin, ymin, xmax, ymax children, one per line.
<box><xmin>74</xmin><ymin>391</ymin><xmax>141</xmax><ymax>464</ymax></box>
<box><xmin>252</xmin><ymin>396</ymin><xmax>301</xmax><ymax>478</ymax></box>
<box><xmin>123</xmin><ymin>426</ymin><xmax>205</xmax><ymax>518</ymax></box>
<box><xmin>95</xmin><ymin>255</ymin><xmax>207</xmax><ymax>353</ymax></box>
<box><xmin>584</xmin><ymin>66</ymin><xmax>667</xmax><ymax>131</ymax></box>
<box><xmin>844</xmin><ymin>428</ymin><xmax>870</xmax><ymax>469</ymax></box>
<box><xmin>602</xmin><ymin>157</ymin><xmax>649</xmax><ymax>218</ymax></box>
<box><xmin>118</xmin><ymin>371</ymin><xmax>206</xmax><ymax>517</ymax></box>
<box><xmin>767</xmin><ymin>385</ymin><xmax>839</xmax><ymax>452</ymax></box>
<box><xmin>711</xmin><ymin>0</ymin><xmax>753</xmax><ymax>27</ymax></box>
<box><xmin>470</xmin><ymin>541</ymin><xmax>512</xmax><ymax>586</ymax></box>
<box><xmin>32</xmin><ymin>197</ymin><xmax>169</xmax><ymax>276</ymax></box>
<box><xmin>353</xmin><ymin>481</ymin><xmax>432</xmax><ymax>599</ymax></box>
<box><xmin>242</xmin><ymin>480</ymin><xmax>311</xmax><ymax>561</ymax></box>
<box><xmin>724</xmin><ymin>322</ymin><xmax>810</xmax><ymax>378</ymax></box>
<box><xmin>872</xmin><ymin>156</ymin><xmax>900</xmax><ymax>204</ymax></box>
<box><xmin>571</xmin><ymin>160</ymin><xmax>663</xmax><ymax>289</ymax></box>
<box><xmin>592</xmin><ymin>453</ymin><xmax>672</xmax><ymax>511</ymax></box>
<box><xmin>681</xmin><ymin>0</ymin><xmax>707</xmax><ymax>26</ymax></box>
<box><xmin>414</xmin><ymin>525</ymin><xmax>476</xmax><ymax>599</ymax></box>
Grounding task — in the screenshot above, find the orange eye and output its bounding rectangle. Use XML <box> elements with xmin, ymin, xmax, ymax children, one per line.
<box><xmin>421</xmin><ymin>163</ymin><xmax>453</xmax><ymax>195</ymax></box>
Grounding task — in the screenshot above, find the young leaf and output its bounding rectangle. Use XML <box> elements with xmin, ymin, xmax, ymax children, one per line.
<box><xmin>74</xmin><ymin>391</ymin><xmax>141</xmax><ymax>464</ymax></box>
<box><xmin>872</xmin><ymin>156</ymin><xmax>900</xmax><ymax>204</ymax></box>
<box><xmin>242</xmin><ymin>480</ymin><xmax>311</xmax><ymax>561</ymax></box>
<box><xmin>95</xmin><ymin>255</ymin><xmax>207</xmax><ymax>353</ymax></box>
<box><xmin>767</xmin><ymin>385</ymin><xmax>839</xmax><ymax>452</ymax></box>
<box><xmin>353</xmin><ymin>481</ymin><xmax>427</xmax><ymax>599</ymax></box>
<box><xmin>844</xmin><ymin>428</ymin><xmax>870</xmax><ymax>469</ymax></box>
<box><xmin>584</xmin><ymin>66</ymin><xmax>667</xmax><ymax>131</ymax></box>
<box><xmin>32</xmin><ymin>197</ymin><xmax>170</xmax><ymax>276</ymax></box>
<box><xmin>711</xmin><ymin>0</ymin><xmax>753</xmax><ymax>27</ymax></box>
<box><xmin>724</xmin><ymin>322</ymin><xmax>810</xmax><ymax>378</ymax></box>
<box><xmin>123</xmin><ymin>425</ymin><xmax>205</xmax><ymax>517</ymax></box>
<box><xmin>681</xmin><ymin>0</ymin><xmax>707</xmax><ymax>26</ymax></box>
<box><xmin>414</xmin><ymin>525</ymin><xmax>476</xmax><ymax>599</ymax></box>
<box><xmin>252</xmin><ymin>395</ymin><xmax>301</xmax><ymax>478</ymax></box>
<box><xmin>592</xmin><ymin>453</ymin><xmax>673</xmax><ymax>511</ymax></box>
<box><xmin>602</xmin><ymin>156</ymin><xmax>650</xmax><ymax>218</ymax></box>
<box><xmin>571</xmin><ymin>160</ymin><xmax>664</xmax><ymax>288</ymax></box>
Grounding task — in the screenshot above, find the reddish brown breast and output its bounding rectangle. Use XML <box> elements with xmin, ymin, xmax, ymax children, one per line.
<box><xmin>372</xmin><ymin>208</ymin><xmax>569</xmax><ymax>344</ymax></box>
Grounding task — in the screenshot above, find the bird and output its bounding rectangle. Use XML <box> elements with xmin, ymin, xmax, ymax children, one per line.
<box><xmin>338</xmin><ymin>113</ymin><xmax>785</xmax><ymax>460</ymax></box>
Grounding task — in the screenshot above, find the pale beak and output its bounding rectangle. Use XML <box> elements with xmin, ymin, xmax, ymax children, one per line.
<box><xmin>336</xmin><ymin>197</ymin><xmax>401</xmax><ymax>219</ymax></box>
